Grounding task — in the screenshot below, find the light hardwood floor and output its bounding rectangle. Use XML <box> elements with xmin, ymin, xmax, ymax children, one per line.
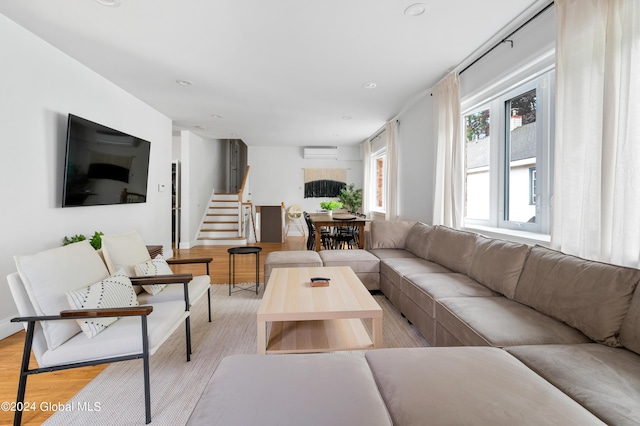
<box><xmin>0</xmin><ymin>237</ymin><xmax>306</xmax><ymax>425</ymax></box>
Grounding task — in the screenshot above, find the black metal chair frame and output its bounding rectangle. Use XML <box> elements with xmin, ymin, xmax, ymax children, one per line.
<box><xmin>166</xmin><ymin>257</ymin><xmax>213</xmax><ymax>322</ymax></box>
<box><xmin>12</xmin><ymin>309</ymin><xmax>155</xmax><ymax>425</ymax></box>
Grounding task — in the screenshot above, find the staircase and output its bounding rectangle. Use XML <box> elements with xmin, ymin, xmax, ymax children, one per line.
<box><xmin>197</xmin><ymin>193</ymin><xmax>247</xmax><ymax>245</ymax></box>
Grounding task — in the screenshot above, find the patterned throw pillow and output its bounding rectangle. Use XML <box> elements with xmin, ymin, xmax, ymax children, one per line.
<box><xmin>135</xmin><ymin>254</ymin><xmax>174</xmax><ymax>295</ymax></box>
<box><xmin>66</xmin><ymin>269</ymin><xmax>139</xmax><ymax>338</ymax></box>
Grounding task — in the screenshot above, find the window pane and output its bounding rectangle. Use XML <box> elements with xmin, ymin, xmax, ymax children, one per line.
<box><xmin>506</xmin><ymin>89</ymin><xmax>536</xmax><ymax>223</ymax></box>
<box><xmin>464</xmin><ymin>109</ymin><xmax>490</xmax><ymax>220</ymax></box>
<box><xmin>375</xmin><ymin>156</ymin><xmax>385</xmax><ymax>208</ymax></box>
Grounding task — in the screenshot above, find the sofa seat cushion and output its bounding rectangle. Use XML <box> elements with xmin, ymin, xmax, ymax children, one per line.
<box><xmin>365</xmin><ymin>347</ymin><xmax>604</xmax><ymax>426</ymax></box>
<box><xmin>14</xmin><ymin>241</ymin><xmax>110</xmax><ymax>350</ymax></box>
<box><xmin>506</xmin><ymin>344</ymin><xmax>640</xmax><ymax>426</ymax></box>
<box><xmin>468</xmin><ymin>235</ymin><xmax>530</xmax><ymax>299</ymax></box>
<box><xmin>187</xmin><ymin>353</ymin><xmax>392</xmax><ymax>426</ymax></box>
<box><xmin>381</xmin><ymin>258</ymin><xmax>452</xmax><ymax>287</ymax></box>
<box><xmin>41</xmin><ymin>300</ymin><xmax>188</xmax><ymax>367</ymax></box>
<box><xmin>369</xmin><ymin>248</ymin><xmax>417</xmax><ymax>261</ymax></box>
<box><xmin>319</xmin><ymin>249</ymin><xmax>379</xmax><ymax>273</ymax></box>
<box><xmin>514</xmin><ymin>245</ymin><xmax>640</xmax><ymax>346</ymax></box>
<box><xmin>426</xmin><ymin>226</ymin><xmax>477</xmax><ymax>275</ymax></box>
<box><xmin>402</xmin><ymin>273</ymin><xmax>497</xmax><ymax>318</ymax></box>
<box><xmin>436</xmin><ymin>297</ymin><xmax>592</xmax><ymax>347</ymax></box>
<box><xmin>264</xmin><ymin>251</ymin><xmax>322</xmax><ymax>284</ymax></box>
<box><xmin>319</xmin><ymin>249</ymin><xmax>380</xmax><ymax>290</ymax></box>
<box><xmin>136</xmin><ymin>274</ymin><xmax>210</xmax><ymax>307</ymax></box>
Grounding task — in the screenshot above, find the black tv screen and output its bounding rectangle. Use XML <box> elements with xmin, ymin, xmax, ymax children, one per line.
<box><xmin>62</xmin><ymin>114</ymin><xmax>151</xmax><ymax>207</ymax></box>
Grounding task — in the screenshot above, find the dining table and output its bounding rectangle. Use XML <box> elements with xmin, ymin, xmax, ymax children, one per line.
<box><xmin>308</xmin><ymin>213</ymin><xmax>370</xmax><ymax>251</ymax></box>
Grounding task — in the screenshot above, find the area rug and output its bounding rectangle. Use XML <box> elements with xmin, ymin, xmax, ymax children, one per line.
<box><xmin>44</xmin><ymin>285</ymin><xmax>428</xmax><ymax>425</ymax></box>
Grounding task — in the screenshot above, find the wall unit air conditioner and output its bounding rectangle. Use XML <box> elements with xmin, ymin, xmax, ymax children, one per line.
<box><xmin>303</xmin><ymin>146</ymin><xmax>338</xmax><ymax>159</ymax></box>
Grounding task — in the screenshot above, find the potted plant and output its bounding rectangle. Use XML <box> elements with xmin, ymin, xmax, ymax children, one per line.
<box><xmin>63</xmin><ymin>231</ymin><xmax>104</xmax><ymax>250</ymax></box>
<box><xmin>338</xmin><ymin>184</ymin><xmax>363</xmax><ymax>213</ymax></box>
<box><xmin>319</xmin><ymin>200</ymin><xmax>343</xmax><ymax>217</ymax></box>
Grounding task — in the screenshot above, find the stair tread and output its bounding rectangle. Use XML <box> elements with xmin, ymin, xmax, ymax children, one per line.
<box><xmin>197</xmin><ymin>237</ymin><xmax>246</xmax><ymax>240</ymax></box>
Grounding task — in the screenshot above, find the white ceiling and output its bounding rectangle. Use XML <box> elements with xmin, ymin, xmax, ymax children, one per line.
<box><xmin>0</xmin><ymin>0</ymin><xmax>547</xmax><ymax>146</ymax></box>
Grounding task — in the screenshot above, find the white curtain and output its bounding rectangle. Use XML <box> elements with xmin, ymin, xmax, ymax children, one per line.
<box><xmin>432</xmin><ymin>72</ymin><xmax>463</xmax><ymax>228</ymax></box>
<box><xmin>362</xmin><ymin>138</ymin><xmax>372</xmax><ymax>216</ymax></box>
<box><xmin>552</xmin><ymin>0</ymin><xmax>640</xmax><ymax>267</ymax></box>
<box><xmin>385</xmin><ymin>120</ymin><xmax>399</xmax><ymax>220</ymax></box>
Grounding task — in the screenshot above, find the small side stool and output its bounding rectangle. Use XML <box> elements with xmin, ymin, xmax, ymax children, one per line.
<box><xmin>228</xmin><ymin>246</ymin><xmax>262</xmax><ymax>295</ymax></box>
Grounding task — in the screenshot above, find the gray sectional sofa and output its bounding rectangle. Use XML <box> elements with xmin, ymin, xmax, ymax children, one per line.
<box><xmin>190</xmin><ymin>221</ymin><xmax>640</xmax><ymax>425</ymax></box>
<box><xmin>369</xmin><ymin>220</ymin><xmax>640</xmax><ymax>425</ymax></box>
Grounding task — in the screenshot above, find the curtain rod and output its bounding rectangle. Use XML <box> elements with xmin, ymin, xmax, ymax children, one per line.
<box><xmin>368</xmin><ymin>119</ymin><xmax>399</xmax><ymax>142</ymax></box>
<box><xmin>458</xmin><ymin>1</ymin><xmax>555</xmax><ymax>76</ymax></box>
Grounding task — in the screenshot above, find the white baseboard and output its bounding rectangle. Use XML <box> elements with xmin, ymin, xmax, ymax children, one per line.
<box><xmin>0</xmin><ymin>316</ymin><xmax>23</xmax><ymax>340</ymax></box>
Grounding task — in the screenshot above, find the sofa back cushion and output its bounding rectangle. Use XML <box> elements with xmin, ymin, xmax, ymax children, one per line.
<box><xmin>404</xmin><ymin>222</ymin><xmax>434</xmax><ymax>259</ymax></box>
<box><xmin>369</xmin><ymin>221</ymin><xmax>415</xmax><ymax>249</ymax></box>
<box><xmin>14</xmin><ymin>240</ymin><xmax>110</xmax><ymax>350</ymax></box>
<box><xmin>514</xmin><ymin>245</ymin><xmax>640</xmax><ymax>346</ymax></box>
<box><xmin>426</xmin><ymin>226</ymin><xmax>477</xmax><ymax>275</ymax></box>
<box><xmin>620</xmin><ymin>288</ymin><xmax>640</xmax><ymax>355</ymax></box>
<box><xmin>468</xmin><ymin>236</ymin><xmax>530</xmax><ymax>299</ymax></box>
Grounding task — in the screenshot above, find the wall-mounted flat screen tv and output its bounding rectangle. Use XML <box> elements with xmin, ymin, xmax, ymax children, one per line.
<box><xmin>62</xmin><ymin>114</ymin><xmax>151</xmax><ymax>207</ymax></box>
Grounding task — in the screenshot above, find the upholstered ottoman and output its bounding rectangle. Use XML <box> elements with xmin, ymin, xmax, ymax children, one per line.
<box><xmin>319</xmin><ymin>249</ymin><xmax>380</xmax><ymax>290</ymax></box>
<box><xmin>365</xmin><ymin>347</ymin><xmax>604</xmax><ymax>425</ymax></box>
<box><xmin>187</xmin><ymin>353</ymin><xmax>392</xmax><ymax>426</ymax></box>
<box><xmin>263</xmin><ymin>250</ymin><xmax>322</xmax><ymax>287</ymax></box>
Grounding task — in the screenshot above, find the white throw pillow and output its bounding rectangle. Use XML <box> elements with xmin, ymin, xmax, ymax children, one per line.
<box><xmin>66</xmin><ymin>269</ymin><xmax>139</xmax><ymax>338</ymax></box>
<box><xmin>14</xmin><ymin>241</ymin><xmax>110</xmax><ymax>350</ymax></box>
<box><xmin>101</xmin><ymin>230</ymin><xmax>151</xmax><ymax>275</ymax></box>
<box><xmin>135</xmin><ymin>255</ymin><xmax>174</xmax><ymax>295</ymax></box>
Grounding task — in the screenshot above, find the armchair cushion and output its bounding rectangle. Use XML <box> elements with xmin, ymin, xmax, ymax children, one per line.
<box><xmin>135</xmin><ymin>255</ymin><xmax>174</xmax><ymax>295</ymax></box>
<box><xmin>101</xmin><ymin>230</ymin><xmax>151</xmax><ymax>276</ymax></box>
<box><xmin>40</xmin><ymin>300</ymin><xmax>188</xmax><ymax>367</ymax></box>
<box><xmin>66</xmin><ymin>269</ymin><xmax>139</xmax><ymax>338</ymax></box>
<box><xmin>14</xmin><ymin>241</ymin><xmax>110</xmax><ymax>350</ymax></box>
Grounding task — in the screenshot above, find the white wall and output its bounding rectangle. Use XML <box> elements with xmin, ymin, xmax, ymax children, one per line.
<box><xmin>247</xmin><ymin>145</ymin><xmax>363</xmax><ymax>236</ymax></box>
<box><xmin>395</xmin><ymin>95</ymin><xmax>435</xmax><ymax>222</ymax></box>
<box><xmin>0</xmin><ymin>15</ymin><xmax>173</xmax><ymax>338</ymax></box>
<box><xmin>177</xmin><ymin>131</ymin><xmax>227</xmax><ymax>248</ymax></box>
<box><xmin>460</xmin><ymin>7</ymin><xmax>555</xmax><ymax>107</ymax></box>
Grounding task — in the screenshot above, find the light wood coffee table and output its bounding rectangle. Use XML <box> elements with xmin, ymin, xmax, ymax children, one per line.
<box><xmin>257</xmin><ymin>266</ymin><xmax>383</xmax><ymax>354</ymax></box>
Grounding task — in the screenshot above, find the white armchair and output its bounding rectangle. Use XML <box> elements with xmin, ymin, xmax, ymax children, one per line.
<box><xmin>8</xmin><ymin>240</ymin><xmax>191</xmax><ymax>425</ymax></box>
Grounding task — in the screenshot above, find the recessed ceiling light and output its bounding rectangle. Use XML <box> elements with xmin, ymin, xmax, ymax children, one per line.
<box><xmin>363</xmin><ymin>83</ymin><xmax>377</xmax><ymax>89</ymax></box>
<box><xmin>96</xmin><ymin>0</ymin><xmax>121</xmax><ymax>7</ymax></box>
<box><xmin>194</xmin><ymin>125</ymin><xmax>207</xmax><ymax>130</ymax></box>
<box><xmin>404</xmin><ymin>3</ymin><xmax>427</xmax><ymax>17</ymax></box>
<box><xmin>211</xmin><ymin>114</ymin><xmax>223</xmax><ymax>119</ymax></box>
<box><xmin>176</xmin><ymin>79</ymin><xmax>193</xmax><ymax>86</ymax></box>
<box><xmin>342</xmin><ymin>115</ymin><xmax>352</xmax><ymax>120</ymax></box>
<box><xmin>332</xmin><ymin>134</ymin><xmax>341</xmax><ymax>137</ymax></box>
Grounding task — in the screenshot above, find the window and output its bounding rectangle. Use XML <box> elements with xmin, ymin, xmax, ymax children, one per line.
<box><xmin>372</xmin><ymin>149</ymin><xmax>387</xmax><ymax>212</ymax></box>
<box><xmin>529</xmin><ymin>167</ymin><xmax>537</xmax><ymax>205</ymax></box>
<box><xmin>462</xmin><ymin>69</ymin><xmax>554</xmax><ymax>234</ymax></box>
<box><xmin>464</xmin><ymin>107</ymin><xmax>491</xmax><ymax>220</ymax></box>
